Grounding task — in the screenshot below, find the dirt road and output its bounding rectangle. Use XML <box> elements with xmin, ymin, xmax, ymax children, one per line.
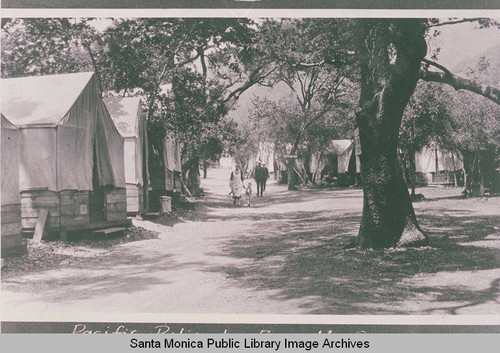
<box><xmin>2</xmin><ymin>168</ymin><xmax>500</xmax><ymax>321</ymax></box>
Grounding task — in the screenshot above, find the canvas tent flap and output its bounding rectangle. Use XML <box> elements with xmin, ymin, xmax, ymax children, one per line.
<box><xmin>415</xmin><ymin>147</ymin><xmax>435</xmax><ymax>173</ymax></box>
<box><xmin>19</xmin><ymin>127</ymin><xmax>57</xmax><ymax>191</ymax></box>
<box><xmin>104</xmin><ymin>97</ymin><xmax>146</xmax><ymax>186</ymax></box>
<box><xmin>326</xmin><ymin>140</ymin><xmax>352</xmax><ymax>156</ymax></box>
<box><xmin>2</xmin><ymin>72</ymin><xmax>125</xmax><ymax>192</ymax></box>
<box><xmin>135</xmin><ymin>102</ymin><xmax>148</xmax><ymax>186</ymax></box>
<box><xmin>103</xmin><ymin>97</ymin><xmax>141</xmax><ymax>138</ymax></box>
<box><xmin>1</xmin><ymin>115</ymin><xmax>20</xmax><ymax>205</ymax></box>
<box><xmin>337</xmin><ymin>144</ymin><xmax>354</xmax><ymax>174</ymax></box>
<box><xmin>164</xmin><ymin>137</ymin><xmax>182</xmax><ymax>173</ymax></box>
<box><xmin>58</xmin><ymin>74</ymin><xmax>125</xmax><ymax>190</ymax></box>
<box><xmin>354</xmin><ymin>128</ymin><xmax>361</xmax><ymax>173</ymax></box>
<box><xmin>326</xmin><ymin>140</ymin><xmax>353</xmax><ymax>174</ymax></box>
<box><xmin>96</xmin><ymin>99</ymin><xmax>126</xmax><ymax>188</ymax></box>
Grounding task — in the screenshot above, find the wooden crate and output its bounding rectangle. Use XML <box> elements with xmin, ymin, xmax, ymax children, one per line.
<box><xmin>125</xmin><ymin>184</ymin><xmax>142</xmax><ymax>214</ymax></box>
<box><xmin>106</xmin><ymin>188</ymin><xmax>127</xmax><ymax>221</ymax></box>
<box><xmin>20</xmin><ymin>190</ymin><xmax>60</xmax><ymax>230</ymax></box>
<box><xmin>1</xmin><ymin>203</ymin><xmax>25</xmax><ymax>257</ymax></box>
<box><xmin>60</xmin><ymin>190</ymin><xmax>90</xmax><ymax>227</ymax></box>
<box><xmin>20</xmin><ymin>188</ymin><xmax>127</xmax><ymax>237</ymax></box>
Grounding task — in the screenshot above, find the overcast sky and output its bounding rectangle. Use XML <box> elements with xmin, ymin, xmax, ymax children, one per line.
<box><xmin>431</xmin><ymin>21</ymin><xmax>500</xmax><ymax>70</ymax></box>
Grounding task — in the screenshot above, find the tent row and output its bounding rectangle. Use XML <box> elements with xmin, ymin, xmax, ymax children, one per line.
<box><xmin>272</xmin><ymin>128</ymin><xmax>463</xmax><ymax>187</ymax></box>
<box><xmin>1</xmin><ymin>72</ymin><xmax>182</xmax><ymax>257</ymax></box>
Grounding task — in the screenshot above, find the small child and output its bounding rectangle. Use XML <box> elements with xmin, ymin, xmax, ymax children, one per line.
<box><xmin>245</xmin><ymin>182</ymin><xmax>252</xmax><ymax>206</ymax></box>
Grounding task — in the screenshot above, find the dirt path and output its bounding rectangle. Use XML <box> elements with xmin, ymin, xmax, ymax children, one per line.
<box><xmin>1</xmin><ymin>169</ymin><xmax>358</xmax><ymax>320</ymax></box>
<box><xmin>2</xmin><ymin>168</ymin><xmax>500</xmax><ymax>320</ymax></box>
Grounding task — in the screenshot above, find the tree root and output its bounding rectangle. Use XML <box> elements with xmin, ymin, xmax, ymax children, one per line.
<box><xmin>397</xmin><ymin>217</ymin><xmax>430</xmax><ymax>248</ymax></box>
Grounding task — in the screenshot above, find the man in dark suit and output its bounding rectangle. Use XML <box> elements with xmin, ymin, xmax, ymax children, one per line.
<box><xmin>261</xmin><ymin>163</ymin><xmax>269</xmax><ymax>196</ymax></box>
<box><xmin>255</xmin><ymin>162</ymin><xmax>269</xmax><ymax>197</ymax></box>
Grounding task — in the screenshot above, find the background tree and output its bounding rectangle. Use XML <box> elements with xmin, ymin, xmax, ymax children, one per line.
<box><xmin>249</xmin><ymin>19</ymin><xmax>358</xmax><ymax>190</ymax></box>
<box><xmin>441</xmin><ymin>57</ymin><xmax>500</xmax><ymax>196</ymax></box>
<box><xmin>101</xmin><ymin>18</ymin><xmax>265</xmax><ymax>195</ymax></box>
<box><xmin>355</xmin><ymin>18</ymin><xmax>500</xmax><ymax>248</ymax></box>
<box><xmin>157</xmin><ymin>68</ymin><xmax>231</xmax><ymax>195</ymax></box>
<box><xmin>1</xmin><ymin>18</ymin><xmax>98</xmax><ymax>79</ymax></box>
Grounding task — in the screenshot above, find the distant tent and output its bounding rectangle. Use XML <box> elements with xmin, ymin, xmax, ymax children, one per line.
<box><xmin>326</xmin><ymin>140</ymin><xmax>354</xmax><ymax>174</ymax></box>
<box><xmin>246</xmin><ymin>142</ymin><xmax>275</xmax><ymax>177</ymax></box>
<box><xmin>219</xmin><ymin>155</ymin><xmax>235</xmax><ymax>169</ymax></box>
<box><xmin>104</xmin><ymin>97</ymin><xmax>149</xmax><ymax>214</ymax></box>
<box><xmin>308</xmin><ymin>139</ymin><xmax>357</xmax><ymax>185</ymax></box>
<box><xmin>1</xmin><ymin>72</ymin><xmax>127</xmax><ymax>236</ymax></box>
<box><xmin>1</xmin><ymin>115</ymin><xmax>24</xmax><ymax>256</ymax></box>
<box><xmin>415</xmin><ymin>146</ymin><xmax>464</xmax><ymax>184</ymax></box>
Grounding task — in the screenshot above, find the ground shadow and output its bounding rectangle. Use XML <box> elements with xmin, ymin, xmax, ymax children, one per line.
<box><xmin>208</xmin><ymin>207</ymin><xmax>500</xmax><ymax>314</ymax></box>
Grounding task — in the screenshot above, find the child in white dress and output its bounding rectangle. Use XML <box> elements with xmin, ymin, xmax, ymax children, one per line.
<box><xmin>245</xmin><ymin>182</ymin><xmax>252</xmax><ymax>206</ymax></box>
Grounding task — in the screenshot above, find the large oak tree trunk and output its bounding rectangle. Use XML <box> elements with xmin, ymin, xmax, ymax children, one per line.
<box><xmin>356</xmin><ymin>19</ymin><xmax>429</xmax><ymax>248</ymax></box>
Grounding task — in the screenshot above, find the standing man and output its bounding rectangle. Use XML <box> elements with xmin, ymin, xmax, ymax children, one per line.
<box><xmin>261</xmin><ymin>163</ymin><xmax>269</xmax><ymax>196</ymax></box>
<box><xmin>254</xmin><ymin>162</ymin><xmax>264</xmax><ymax>197</ymax></box>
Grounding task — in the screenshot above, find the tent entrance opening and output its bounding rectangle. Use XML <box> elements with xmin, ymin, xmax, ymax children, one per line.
<box><xmin>89</xmin><ymin>142</ymin><xmax>106</xmax><ymax>222</ymax></box>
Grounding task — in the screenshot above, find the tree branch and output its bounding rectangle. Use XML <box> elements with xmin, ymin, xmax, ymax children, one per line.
<box><xmin>420</xmin><ymin>67</ymin><xmax>500</xmax><ymax>105</ymax></box>
<box><xmin>294</xmin><ymin>60</ymin><xmax>325</xmax><ymax>68</ymax></box>
<box><xmin>223</xmin><ymin>65</ymin><xmax>276</xmax><ymax>103</ymax></box>
<box><xmin>421</xmin><ymin>58</ymin><xmax>452</xmax><ymax>77</ymax></box>
<box><xmin>427</xmin><ymin>18</ymin><xmax>486</xmax><ymax>28</ymax></box>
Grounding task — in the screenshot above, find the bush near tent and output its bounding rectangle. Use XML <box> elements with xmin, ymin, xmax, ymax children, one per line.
<box><xmin>1</xmin><ymin>115</ymin><xmax>26</xmax><ymax>257</ymax></box>
<box><xmin>1</xmin><ymin>72</ymin><xmax>128</xmax><ymax>240</ymax></box>
<box><xmin>104</xmin><ymin>97</ymin><xmax>149</xmax><ymax>215</ymax></box>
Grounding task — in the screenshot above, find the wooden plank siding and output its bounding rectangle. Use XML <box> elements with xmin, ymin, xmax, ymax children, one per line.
<box><xmin>60</xmin><ymin>190</ymin><xmax>89</xmax><ymax>227</ymax></box>
<box><xmin>19</xmin><ymin>188</ymin><xmax>127</xmax><ymax>234</ymax></box>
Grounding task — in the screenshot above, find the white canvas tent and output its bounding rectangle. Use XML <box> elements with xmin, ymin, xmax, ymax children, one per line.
<box><xmin>1</xmin><ymin>115</ymin><xmax>24</xmax><ymax>256</ymax></box>
<box><xmin>326</xmin><ymin>140</ymin><xmax>354</xmax><ymax>174</ymax></box>
<box><xmin>415</xmin><ymin>146</ymin><xmax>464</xmax><ymax>184</ymax></box>
<box><xmin>104</xmin><ymin>97</ymin><xmax>149</xmax><ymax>214</ymax></box>
<box><xmin>415</xmin><ymin>147</ymin><xmax>464</xmax><ymax>174</ymax></box>
<box><xmin>1</xmin><ymin>72</ymin><xmax>127</xmax><ymax>235</ymax></box>
<box><xmin>307</xmin><ymin>139</ymin><xmax>357</xmax><ymax>184</ymax></box>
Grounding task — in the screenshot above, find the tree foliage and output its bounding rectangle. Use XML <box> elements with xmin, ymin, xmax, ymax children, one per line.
<box><xmin>1</xmin><ymin>18</ymin><xmax>96</xmax><ymax>78</ymax></box>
